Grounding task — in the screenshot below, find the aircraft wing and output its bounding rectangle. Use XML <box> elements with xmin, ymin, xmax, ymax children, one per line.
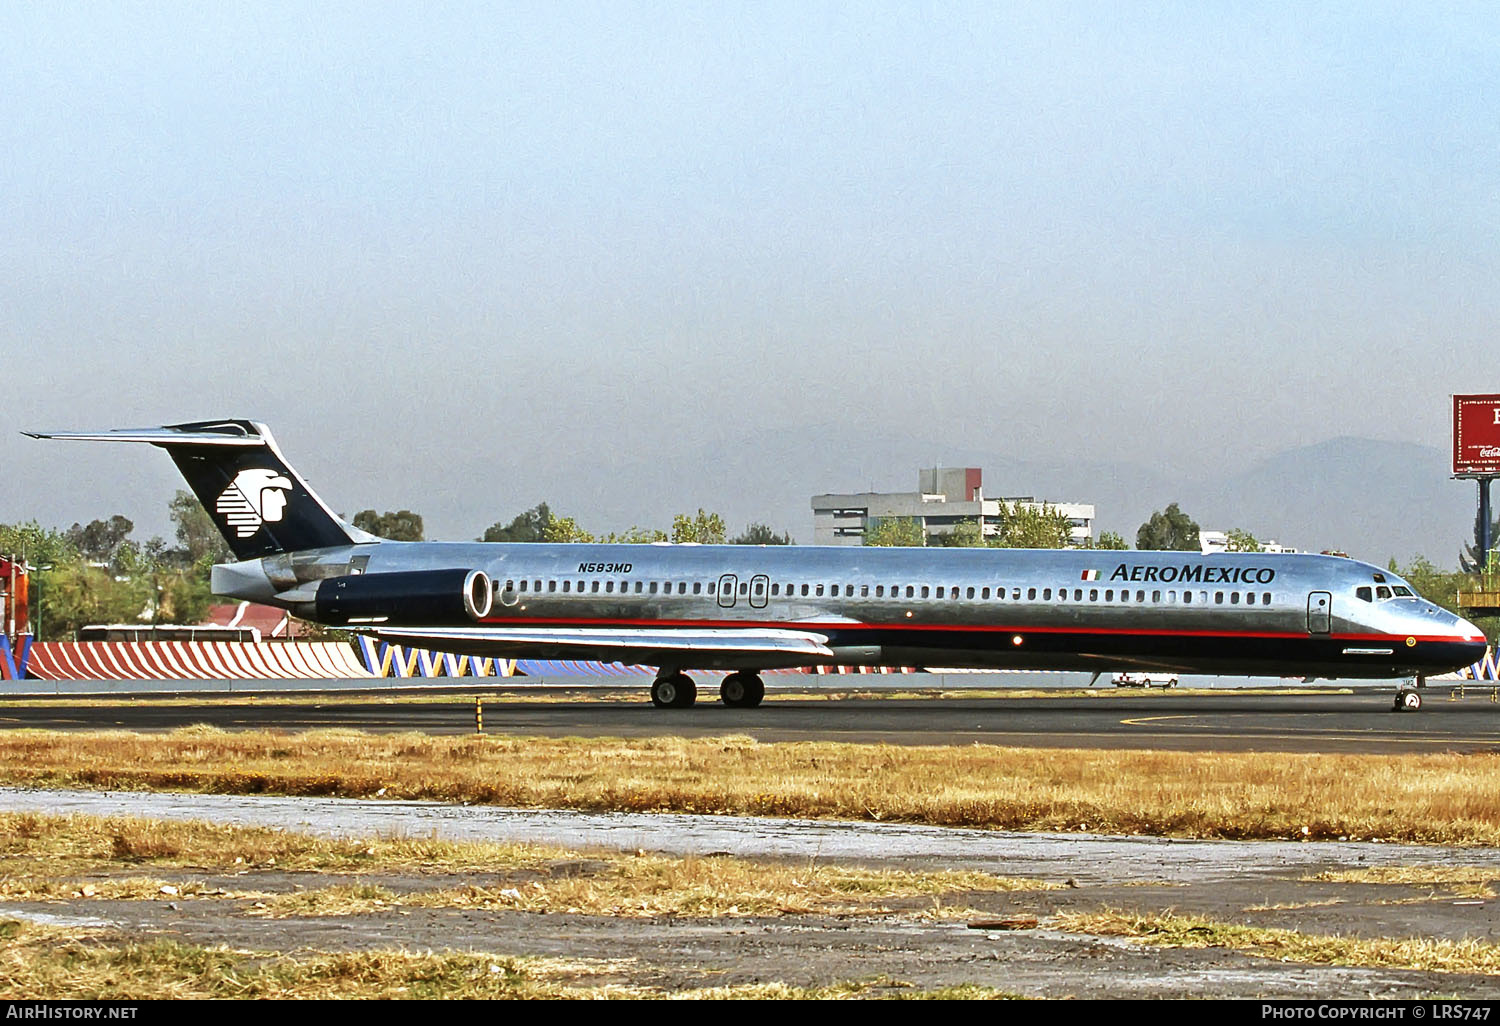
<box><xmin>367</xmin><ymin>626</ymin><xmax>835</xmax><ymax>671</ymax></box>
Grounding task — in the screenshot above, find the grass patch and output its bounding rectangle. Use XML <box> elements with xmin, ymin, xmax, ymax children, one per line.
<box><xmin>0</xmin><ymin>812</ymin><xmax>1050</xmax><ymax>919</ymax></box>
<box><xmin>0</xmin><ymin>919</ymin><xmax>1016</xmax><ymax>999</ymax></box>
<box><xmin>1056</xmin><ymin>910</ymin><xmax>1500</xmax><ymax>974</ymax></box>
<box><xmin>4</xmin><ymin>727</ymin><xmax>1500</xmax><ymax>843</ymax></box>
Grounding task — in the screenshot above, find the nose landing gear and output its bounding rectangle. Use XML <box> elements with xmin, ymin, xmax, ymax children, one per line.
<box><xmin>1393</xmin><ymin>675</ymin><xmax>1425</xmax><ymax>712</ymax></box>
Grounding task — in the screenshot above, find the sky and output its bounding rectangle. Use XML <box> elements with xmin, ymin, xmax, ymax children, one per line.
<box><xmin>3</xmin><ymin>3</ymin><xmax>1498</xmax><ymax>547</ymax></box>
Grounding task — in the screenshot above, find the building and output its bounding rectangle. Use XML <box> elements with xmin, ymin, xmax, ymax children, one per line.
<box><xmin>1198</xmin><ymin>531</ymin><xmax>1297</xmax><ymax>555</ymax></box>
<box><xmin>812</xmin><ymin>467</ymin><xmax>1096</xmax><ymax>547</ymax></box>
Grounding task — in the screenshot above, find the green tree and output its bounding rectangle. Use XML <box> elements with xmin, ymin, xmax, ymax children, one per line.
<box><xmin>864</xmin><ymin>517</ymin><xmax>925</xmax><ymax>547</ymax></box>
<box><xmin>929</xmin><ymin>519</ymin><xmax>985</xmax><ymax>547</ymax></box>
<box><xmin>602</xmin><ymin>526</ymin><xmax>669</xmax><ymax>543</ymax></box>
<box><xmin>671</xmin><ymin>509</ymin><xmax>727</xmax><ymax>545</ymax></box>
<box><xmin>1136</xmin><ymin>503</ymin><xmax>1201</xmax><ymax>551</ymax></box>
<box><xmin>731</xmin><ymin>523</ymin><xmax>793</xmax><ymax>545</ymax></box>
<box><xmin>481</xmin><ymin>503</ymin><xmax>552</xmax><ymax>543</ymax></box>
<box><xmin>1224</xmin><ymin>528</ymin><xmax>1263</xmax><ymax>553</ymax></box>
<box><xmin>169</xmin><ymin>490</ymin><xmax>231</xmax><ymax>568</ymax></box>
<box><xmin>64</xmin><ymin>516</ymin><xmax>134</xmax><ymax>564</ymax></box>
<box><xmin>543</xmin><ymin>516</ymin><xmax>594</xmax><ymax>543</ymax></box>
<box><xmin>992</xmin><ymin>502</ymin><xmax>1072</xmax><ymax>549</ymax></box>
<box><xmin>1091</xmin><ymin>530</ymin><xmax>1129</xmax><ymax>550</ymax></box>
<box><xmin>353</xmin><ymin>509</ymin><xmax>424</xmax><ymax>541</ymax></box>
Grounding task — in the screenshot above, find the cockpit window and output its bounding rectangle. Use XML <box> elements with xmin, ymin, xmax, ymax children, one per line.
<box><xmin>1376</xmin><ymin>586</ymin><xmax>1392</xmax><ymax>600</ymax></box>
<box><xmin>1356</xmin><ymin>587</ymin><xmax>1371</xmax><ymax>601</ymax></box>
<box><xmin>1373</xmin><ymin>573</ymin><xmax>1386</xmax><ymax>583</ymax></box>
<box><xmin>1393</xmin><ymin>586</ymin><xmax>1412</xmax><ymax>597</ymax></box>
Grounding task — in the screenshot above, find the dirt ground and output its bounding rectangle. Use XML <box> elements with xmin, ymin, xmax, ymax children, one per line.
<box><xmin>8</xmin><ymin>850</ymin><xmax>1500</xmax><ymax>998</ymax></box>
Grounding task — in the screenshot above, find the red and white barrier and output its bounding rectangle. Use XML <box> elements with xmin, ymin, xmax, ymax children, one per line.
<box><xmin>25</xmin><ymin>642</ymin><xmax>376</xmax><ymax>681</ymax></box>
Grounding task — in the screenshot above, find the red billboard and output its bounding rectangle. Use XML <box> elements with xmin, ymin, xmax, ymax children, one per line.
<box><xmin>1453</xmin><ymin>394</ymin><xmax>1500</xmax><ymax>475</ymax></box>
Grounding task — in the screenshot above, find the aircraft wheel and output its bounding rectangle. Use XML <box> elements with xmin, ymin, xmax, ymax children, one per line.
<box><xmin>720</xmin><ymin>673</ymin><xmax>765</xmax><ymax>708</ymax></box>
<box><xmin>652</xmin><ymin>674</ymin><xmax>696</xmax><ymax>709</ymax></box>
<box><xmin>1393</xmin><ymin>689</ymin><xmax>1422</xmax><ymax>712</ymax></box>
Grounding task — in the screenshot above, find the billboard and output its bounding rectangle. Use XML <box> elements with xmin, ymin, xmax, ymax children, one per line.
<box><xmin>1453</xmin><ymin>394</ymin><xmax>1500</xmax><ymax>476</ymax></box>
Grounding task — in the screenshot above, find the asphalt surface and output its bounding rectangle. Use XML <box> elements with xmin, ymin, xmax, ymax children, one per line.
<box><xmin>4</xmin><ymin>687</ymin><xmax>1500</xmax><ymax>752</ymax></box>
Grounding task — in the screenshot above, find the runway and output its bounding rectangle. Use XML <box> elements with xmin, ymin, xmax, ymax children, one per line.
<box><xmin>3</xmin><ymin>687</ymin><xmax>1500</xmax><ymax>753</ymax></box>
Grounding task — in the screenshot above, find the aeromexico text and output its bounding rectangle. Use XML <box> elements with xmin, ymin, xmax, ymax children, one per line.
<box><xmin>1111</xmin><ymin>564</ymin><xmax>1277</xmax><ymax>584</ymax></box>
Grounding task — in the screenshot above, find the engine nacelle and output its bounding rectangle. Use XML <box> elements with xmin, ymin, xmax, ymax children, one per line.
<box><xmin>313</xmin><ymin>569</ymin><xmax>493</xmax><ymax>626</ymax></box>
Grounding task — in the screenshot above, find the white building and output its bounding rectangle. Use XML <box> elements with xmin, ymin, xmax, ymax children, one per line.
<box><xmin>1198</xmin><ymin>530</ymin><xmax>1297</xmax><ymax>554</ymax></box>
<box><xmin>812</xmin><ymin>467</ymin><xmax>1096</xmax><ymax>547</ymax></box>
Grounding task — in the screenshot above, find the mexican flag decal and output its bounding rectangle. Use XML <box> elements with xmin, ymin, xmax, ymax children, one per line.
<box><xmin>1081</xmin><ymin>569</ymin><xmax>1100</xmax><ymax>581</ymax></box>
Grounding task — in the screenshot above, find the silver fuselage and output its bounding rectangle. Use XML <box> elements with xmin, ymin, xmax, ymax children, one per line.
<box><xmin>214</xmin><ymin>543</ymin><xmax>1487</xmax><ymax>678</ymax></box>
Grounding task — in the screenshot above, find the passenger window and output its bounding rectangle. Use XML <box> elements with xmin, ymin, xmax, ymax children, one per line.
<box><xmin>966</xmin><ymin>587</ymin><xmax>975</xmax><ymax>599</ymax></box>
<box><xmin>1012</xmin><ymin>588</ymin><xmax>1021</xmax><ymax>600</ymax></box>
<box><xmin>1074</xmin><ymin>589</ymin><xmax>1083</xmax><ymax>601</ymax></box>
<box><xmin>678</xmin><ymin>582</ymin><xmax>688</xmax><ymax>594</ymax></box>
<box><xmin>693</xmin><ymin>582</ymin><xmax>702</xmax><ymax>595</ymax></box>
<box><xmin>1105</xmin><ymin>589</ymin><xmax>1114</xmax><ymax>601</ymax></box>
<box><xmin>518</xmin><ymin>580</ymin><xmax>527</xmax><ymax>592</ymax></box>
<box><xmin>950</xmin><ymin>587</ymin><xmax>959</xmax><ymax>599</ymax></box>
<box><xmin>862</xmin><ymin>585</ymin><xmax>869</xmax><ymax>597</ymax></box>
<box><xmin>1182</xmin><ymin>591</ymin><xmax>1191</xmax><ymax>604</ymax></box>
<box><xmin>1214</xmin><ymin>592</ymin><xmax>1224</xmax><ymax>604</ymax></box>
<box><xmin>981</xmin><ymin>587</ymin><xmax>990</xmax><ymax>599</ymax></box>
<box><xmin>562</xmin><ymin>581</ymin><xmax>571</xmax><ymax>593</ymax></box>
<box><xmin>591</xmin><ymin>581</ymin><xmax>600</xmax><ymax>593</ymax></box>
<box><xmin>635</xmin><ymin>582</ymin><xmax>643</xmax><ymax>593</ymax></box>
<box><xmin>740</xmin><ymin>582</ymin><xmax>749</xmax><ymax>596</ymax></box>
<box><xmin>802</xmin><ymin>584</ymin><xmax>810</xmax><ymax>596</ymax></box>
<box><xmin>816</xmin><ymin>584</ymin><xmax>825</xmax><ymax>597</ymax></box>
<box><xmin>707</xmin><ymin>582</ymin><xmax>715</xmax><ymax>595</ymax></box>
<box><xmin>1152</xmin><ymin>590</ymin><xmax>1161</xmax><ymax>603</ymax></box>
<box><xmin>604</xmin><ymin>581</ymin><xmax>613</xmax><ymax>593</ymax></box>
<box><xmin>1136</xmin><ymin>590</ymin><xmax>1145</xmax><ymax>602</ymax></box>
<box><xmin>1088</xmin><ymin>589</ymin><xmax>1098</xmax><ymax>601</ymax></box>
<box><xmin>1042</xmin><ymin>588</ymin><xmax>1052</xmax><ymax>600</ymax></box>
<box><xmin>1167</xmin><ymin>590</ymin><xmax>1176</xmax><ymax>602</ymax></box>
<box><xmin>920</xmin><ymin>586</ymin><xmax>929</xmax><ymax>598</ymax></box>
<box><xmin>1244</xmin><ymin>593</ymin><xmax>1254</xmax><ymax>605</ymax></box>
<box><xmin>1229</xmin><ymin>592</ymin><xmax>1238</xmax><ymax>604</ymax></box>
<box><xmin>848</xmin><ymin>585</ymin><xmax>856</xmax><ymax>597</ymax></box>
<box><xmin>647</xmin><ymin>582</ymin><xmax>656</xmax><ymax>594</ymax></box>
<box><xmin>1027</xmin><ymin>587</ymin><xmax>1036</xmax><ymax>600</ymax></box>
<box><xmin>1263</xmin><ymin>592</ymin><xmax>1271</xmax><ymax>604</ymax></box>
<box><xmin>876</xmin><ymin>585</ymin><xmax>885</xmax><ymax>598</ymax></box>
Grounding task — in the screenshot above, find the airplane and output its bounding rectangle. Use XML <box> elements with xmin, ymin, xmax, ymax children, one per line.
<box><xmin>27</xmin><ymin>419</ymin><xmax>1489</xmax><ymax>712</ymax></box>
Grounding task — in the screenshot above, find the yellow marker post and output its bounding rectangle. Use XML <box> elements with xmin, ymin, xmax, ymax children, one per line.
<box><xmin>475</xmin><ymin>697</ymin><xmax>483</xmax><ymax>734</ymax></box>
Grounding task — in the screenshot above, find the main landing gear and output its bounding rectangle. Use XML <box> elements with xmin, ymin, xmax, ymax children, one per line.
<box><xmin>651</xmin><ymin>672</ymin><xmax>697</xmax><ymax>708</ymax></box>
<box><xmin>1393</xmin><ymin>675</ymin><xmax>1425</xmax><ymax>712</ymax></box>
<box><xmin>718</xmin><ymin>672</ymin><xmax>765</xmax><ymax>708</ymax></box>
<box><xmin>649</xmin><ymin>671</ymin><xmax>766</xmax><ymax>709</ymax></box>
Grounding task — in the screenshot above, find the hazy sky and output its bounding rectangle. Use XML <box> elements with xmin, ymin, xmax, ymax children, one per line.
<box><xmin>3</xmin><ymin>3</ymin><xmax>1497</xmax><ymax>544</ymax></box>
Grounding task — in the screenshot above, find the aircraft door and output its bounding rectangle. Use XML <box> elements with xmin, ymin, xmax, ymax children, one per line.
<box><xmin>717</xmin><ymin>573</ymin><xmax>738</xmax><ymax>609</ymax></box>
<box><xmin>750</xmin><ymin>574</ymin><xmax>769</xmax><ymax>609</ymax></box>
<box><xmin>1307</xmin><ymin>591</ymin><xmax>1331</xmax><ymax>634</ymax></box>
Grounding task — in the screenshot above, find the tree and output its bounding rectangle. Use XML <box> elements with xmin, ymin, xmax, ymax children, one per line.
<box><xmin>992</xmin><ymin>502</ymin><xmax>1072</xmax><ymax>549</ymax></box>
<box><xmin>169</xmin><ymin>490</ymin><xmax>231</xmax><ymax>568</ymax></box>
<box><xmin>1136</xmin><ymin>503</ymin><xmax>1200</xmax><ymax>551</ymax></box>
<box><xmin>671</xmin><ymin>509</ymin><xmax>726</xmax><ymax>545</ymax></box>
<box><xmin>602</xmin><ymin>526</ymin><xmax>668</xmax><ymax>543</ymax></box>
<box><xmin>481</xmin><ymin>503</ymin><xmax>552</xmax><ymax>543</ymax></box>
<box><xmin>864</xmin><ymin>517</ymin><xmax>925</xmax><ymax>547</ymax></box>
<box><xmin>353</xmin><ymin>509</ymin><xmax>424</xmax><ymax>541</ymax></box>
<box><xmin>929</xmin><ymin>519</ymin><xmax>985</xmax><ymax>547</ymax></box>
<box><xmin>543</xmin><ymin>516</ymin><xmax>594</xmax><ymax>543</ymax></box>
<box><xmin>1091</xmin><ymin>530</ymin><xmax>1129</xmax><ymax>550</ymax></box>
<box><xmin>731</xmin><ymin>523</ymin><xmax>793</xmax><ymax>545</ymax></box>
<box><xmin>64</xmin><ymin>516</ymin><xmax>134</xmax><ymax>564</ymax></box>
<box><xmin>1224</xmin><ymin>528</ymin><xmax>1263</xmax><ymax>553</ymax></box>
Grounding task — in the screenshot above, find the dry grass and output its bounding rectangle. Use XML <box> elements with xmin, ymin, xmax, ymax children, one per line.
<box><xmin>0</xmin><ymin>811</ymin><xmax>1048</xmax><ymax>919</ymax></box>
<box><xmin>4</xmin><ymin>726</ymin><xmax>1500</xmax><ymax>843</ymax></box>
<box><xmin>247</xmin><ymin>854</ymin><xmax>1048</xmax><ymax>919</ymax></box>
<box><xmin>1056</xmin><ymin>910</ymin><xmax>1500</xmax><ymax>974</ymax></box>
<box><xmin>0</xmin><ymin>918</ymin><xmax>1015</xmax><ymax>999</ymax></box>
<box><xmin>1307</xmin><ymin>866</ymin><xmax>1500</xmax><ymax>887</ymax></box>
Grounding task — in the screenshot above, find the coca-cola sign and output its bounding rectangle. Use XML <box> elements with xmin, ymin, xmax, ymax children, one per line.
<box><xmin>1453</xmin><ymin>394</ymin><xmax>1500</xmax><ymax>475</ymax></box>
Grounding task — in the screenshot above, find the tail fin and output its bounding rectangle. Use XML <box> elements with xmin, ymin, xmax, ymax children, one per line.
<box><xmin>26</xmin><ymin>419</ymin><xmax>370</xmax><ymax>560</ymax></box>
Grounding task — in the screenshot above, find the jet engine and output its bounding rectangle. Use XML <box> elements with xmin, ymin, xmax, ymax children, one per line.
<box><xmin>312</xmin><ymin>568</ymin><xmax>493</xmax><ymax>626</ymax></box>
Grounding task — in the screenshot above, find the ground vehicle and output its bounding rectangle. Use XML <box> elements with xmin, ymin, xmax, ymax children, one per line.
<box><xmin>1112</xmin><ymin>671</ymin><xmax>1178</xmax><ymax>688</ymax></box>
